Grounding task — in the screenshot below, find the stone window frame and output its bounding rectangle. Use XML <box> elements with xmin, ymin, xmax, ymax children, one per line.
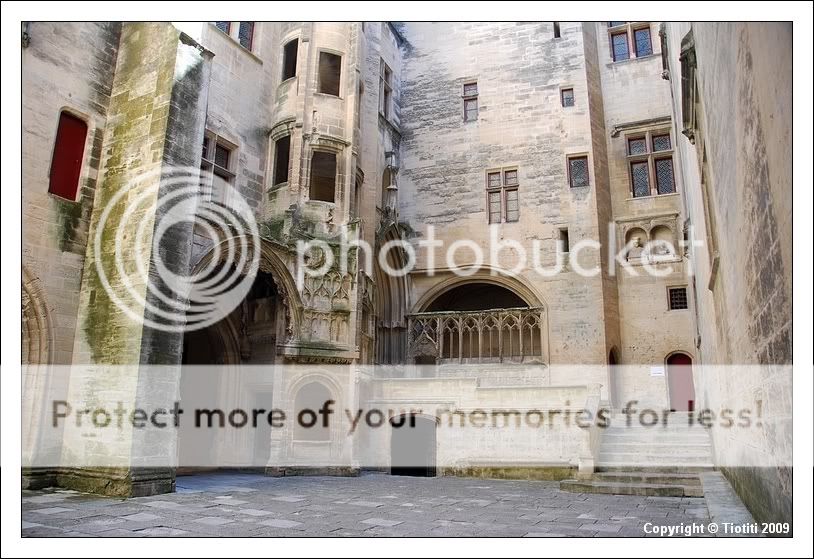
<box><xmin>306</xmin><ymin>138</ymin><xmax>347</xmax><ymax>205</ymax></box>
<box><xmin>607</xmin><ymin>22</ymin><xmax>655</xmax><ymax>63</ymax></box>
<box><xmin>200</xmin><ymin>131</ymin><xmax>237</xmax><ymax>204</ymax></box>
<box><xmin>316</xmin><ymin>48</ymin><xmax>344</xmax><ymax>99</ymax></box>
<box><xmin>667</xmin><ymin>285</ymin><xmax>690</xmax><ymax>311</ymax></box>
<box><xmin>462</xmin><ymin>79</ymin><xmax>479</xmax><ymax>122</ymax></box>
<box><xmin>566</xmin><ymin>153</ymin><xmax>591</xmax><ymax>189</ymax></box>
<box><xmin>560</xmin><ymin>86</ymin><xmax>575</xmax><ymax>108</ymax></box>
<box><xmin>281</xmin><ymin>36</ymin><xmax>300</xmax><ymax>84</ymax></box>
<box><xmin>379</xmin><ymin>58</ymin><xmax>393</xmax><ymax>120</ymax></box>
<box><xmin>485</xmin><ymin>167</ymin><xmax>520</xmax><ymax>224</ymax></box>
<box><xmin>625</xmin><ymin>128</ymin><xmax>676</xmax><ymax>198</ymax></box>
<box><xmin>211</xmin><ymin>21</ymin><xmax>259</xmax><ymax>55</ymax></box>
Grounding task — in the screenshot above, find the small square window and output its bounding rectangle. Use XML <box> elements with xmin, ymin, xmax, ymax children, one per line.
<box><xmin>504</xmin><ymin>169</ymin><xmax>518</xmax><ymax>186</ymax></box>
<box><xmin>568</xmin><ymin>156</ymin><xmax>589</xmax><ymax>188</ymax></box>
<box><xmin>652</xmin><ymin>133</ymin><xmax>672</xmax><ymax>152</ymax></box>
<box><xmin>628</xmin><ymin>137</ymin><xmax>648</xmax><ymax>155</ymax></box>
<box><xmin>215</xmin><ymin>22</ymin><xmax>231</xmax><ymax>34</ymax></box>
<box><xmin>561</xmin><ymin>88</ymin><xmax>575</xmax><ymax>107</ymax></box>
<box><xmin>463</xmin><ymin>82</ymin><xmax>478</xmax><ymax>97</ymax></box>
<box><xmin>668</xmin><ymin>287</ymin><xmax>688</xmax><ymax>310</ymax></box>
<box><xmin>487</xmin><ymin>171</ymin><xmax>502</xmax><ymax>188</ymax></box>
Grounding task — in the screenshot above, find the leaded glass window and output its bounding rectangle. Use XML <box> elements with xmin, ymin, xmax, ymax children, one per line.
<box><xmin>631</xmin><ymin>161</ymin><xmax>650</xmax><ymax>197</ymax></box>
<box><xmin>215</xmin><ymin>22</ymin><xmax>230</xmax><ymax>34</ymax></box>
<box><xmin>655</xmin><ymin>158</ymin><xmax>675</xmax><ymax>194</ymax></box>
<box><xmin>628</xmin><ymin>137</ymin><xmax>647</xmax><ymax>155</ymax></box>
<box><xmin>569</xmin><ymin>156</ymin><xmax>589</xmax><ymax>188</ymax></box>
<box><xmin>652</xmin><ymin>134</ymin><xmax>671</xmax><ymax>151</ymax></box>
<box><xmin>238</xmin><ymin>22</ymin><xmax>254</xmax><ymax>51</ymax></box>
<box><xmin>634</xmin><ymin>28</ymin><xmax>653</xmax><ymax>57</ymax></box>
<box><xmin>612</xmin><ymin>32</ymin><xmax>629</xmax><ymax>61</ymax></box>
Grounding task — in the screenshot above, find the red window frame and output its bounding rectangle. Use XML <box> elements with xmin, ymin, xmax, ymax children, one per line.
<box><xmin>48</xmin><ymin>111</ymin><xmax>88</xmax><ymax>201</ymax></box>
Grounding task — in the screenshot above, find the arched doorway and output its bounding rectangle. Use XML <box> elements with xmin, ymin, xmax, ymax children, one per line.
<box><xmin>666</xmin><ymin>352</ymin><xmax>695</xmax><ymax>412</ymax></box>
<box><xmin>390</xmin><ymin>414</ymin><xmax>436</xmax><ymax>477</ymax></box>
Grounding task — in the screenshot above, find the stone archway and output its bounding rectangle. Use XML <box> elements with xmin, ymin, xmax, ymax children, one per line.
<box><xmin>374</xmin><ymin>223</ymin><xmax>409</xmax><ymax>364</ymax></box>
<box><xmin>666</xmin><ymin>352</ymin><xmax>695</xmax><ymax>412</ymax></box>
<box><xmin>22</xmin><ymin>267</ymin><xmax>52</xmax><ymax>366</ymax></box>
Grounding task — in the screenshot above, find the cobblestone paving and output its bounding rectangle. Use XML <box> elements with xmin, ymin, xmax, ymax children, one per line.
<box><xmin>22</xmin><ymin>472</ymin><xmax>714</xmax><ymax>537</ymax></box>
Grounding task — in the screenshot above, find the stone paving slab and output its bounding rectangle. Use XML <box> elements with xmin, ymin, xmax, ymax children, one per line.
<box><xmin>20</xmin><ymin>471</ymin><xmax>759</xmax><ymax>538</ymax></box>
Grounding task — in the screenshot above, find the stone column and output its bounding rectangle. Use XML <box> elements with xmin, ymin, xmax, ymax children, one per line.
<box><xmin>58</xmin><ymin>23</ymin><xmax>212</xmax><ymax>497</ymax></box>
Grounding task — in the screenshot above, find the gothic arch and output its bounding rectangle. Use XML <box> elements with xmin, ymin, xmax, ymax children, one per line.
<box><xmin>192</xmin><ymin>236</ymin><xmax>304</xmax><ymax>339</ymax></box>
<box><xmin>22</xmin><ymin>266</ymin><xmax>53</xmax><ymax>365</ymax></box>
<box><xmin>374</xmin><ymin>223</ymin><xmax>410</xmax><ymax>364</ymax></box>
<box><xmin>413</xmin><ymin>269</ymin><xmax>546</xmax><ymax>313</ymax></box>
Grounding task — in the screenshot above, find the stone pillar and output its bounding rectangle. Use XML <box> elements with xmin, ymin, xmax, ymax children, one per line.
<box><xmin>59</xmin><ymin>23</ymin><xmax>212</xmax><ymax>497</ymax></box>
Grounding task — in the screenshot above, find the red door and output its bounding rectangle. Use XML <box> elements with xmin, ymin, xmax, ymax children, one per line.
<box><xmin>667</xmin><ymin>353</ymin><xmax>695</xmax><ymax>411</ymax></box>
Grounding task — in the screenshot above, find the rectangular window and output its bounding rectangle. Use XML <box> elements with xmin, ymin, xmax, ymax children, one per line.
<box><xmin>310</xmin><ymin>151</ymin><xmax>336</xmax><ymax>202</ymax></box>
<box><xmin>655</xmin><ymin>157</ymin><xmax>675</xmax><ymax>194</ymax></box>
<box><xmin>379</xmin><ymin>60</ymin><xmax>392</xmax><ymax>119</ymax></box>
<box><xmin>608</xmin><ymin>21</ymin><xmax>626</xmax><ymax>28</ymax></box>
<box><xmin>558</xmin><ymin>228</ymin><xmax>570</xmax><ymax>253</ymax></box>
<box><xmin>612</xmin><ymin>32</ymin><xmax>629</xmax><ymax>61</ymax></box>
<box><xmin>568</xmin><ymin>156</ymin><xmax>589</xmax><ymax>188</ymax></box>
<box><xmin>628</xmin><ymin>137</ymin><xmax>647</xmax><ymax>155</ymax></box>
<box><xmin>463</xmin><ymin>81</ymin><xmax>478</xmax><ymax>122</ymax></box>
<box><xmin>273</xmin><ymin>135</ymin><xmax>291</xmax><ymax>186</ymax></box>
<box><xmin>318</xmin><ymin>52</ymin><xmax>342</xmax><ymax>96</ymax></box>
<box><xmin>215</xmin><ymin>22</ymin><xmax>231</xmax><ymax>34</ymax></box>
<box><xmin>626</xmin><ymin>130</ymin><xmax>675</xmax><ymax>197</ymax></box>
<box><xmin>48</xmin><ymin>111</ymin><xmax>88</xmax><ymax>201</ymax></box>
<box><xmin>634</xmin><ymin>27</ymin><xmax>653</xmax><ymax>57</ymax></box>
<box><xmin>282</xmin><ymin>39</ymin><xmax>298</xmax><ymax>81</ymax></box>
<box><xmin>652</xmin><ymin>133</ymin><xmax>671</xmax><ymax>152</ymax></box>
<box><xmin>238</xmin><ymin>22</ymin><xmax>254</xmax><ymax>51</ymax></box>
<box><xmin>486</xmin><ymin>168</ymin><xmax>520</xmax><ymax>223</ymax></box>
<box><xmin>553</xmin><ymin>22</ymin><xmax>561</xmax><ymax>38</ymax></box>
<box><xmin>487</xmin><ymin>191</ymin><xmax>502</xmax><ymax>224</ymax></box>
<box><xmin>630</xmin><ymin>161</ymin><xmax>650</xmax><ymax>198</ymax></box>
<box><xmin>668</xmin><ymin>287</ymin><xmax>688</xmax><ymax>310</ymax></box>
<box><xmin>200</xmin><ymin>133</ymin><xmax>235</xmax><ymax>203</ymax></box>
<box><xmin>561</xmin><ymin>88</ymin><xmax>575</xmax><ymax>107</ymax></box>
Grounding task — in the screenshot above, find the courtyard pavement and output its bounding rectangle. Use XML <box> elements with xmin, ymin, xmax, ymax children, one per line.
<box><xmin>22</xmin><ymin>471</ymin><xmax>715</xmax><ymax>537</ymax></box>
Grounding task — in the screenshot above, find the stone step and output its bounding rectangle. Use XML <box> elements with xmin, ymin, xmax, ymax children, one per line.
<box><xmin>597</xmin><ymin>464</ymin><xmax>715</xmax><ymax>474</ymax></box>
<box><xmin>559</xmin><ymin>479</ymin><xmax>700</xmax><ymax>497</ymax></box>
<box><xmin>592</xmin><ymin>471</ymin><xmax>702</xmax><ymax>486</ymax></box>
<box><xmin>600</xmin><ymin>442</ymin><xmax>711</xmax><ymax>454</ymax></box>
<box><xmin>598</xmin><ymin>459</ymin><xmax>715</xmax><ymax>471</ymax></box>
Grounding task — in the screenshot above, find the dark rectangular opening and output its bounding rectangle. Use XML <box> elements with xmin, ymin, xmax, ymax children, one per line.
<box><xmin>48</xmin><ymin>111</ymin><xmax>88</xmax><ymax>201</ymax></box>
<box><xmin>238</xmin><ymin>22</ymin><xmax>254</xmax><ymax>51</ymax></box>
<box><xmin>273</xmin><ymin>135</ymin><xmax>291</xmax><ymax>186</ymax></box>
<box><xmin>318</xmin><ymin>51</ymin><xmax>342</xmax><ymax>96</ymax></box>
<box><xmin>310</xmin><ymin>151</ymin><xmax>336</xmax><ymax>202</ymax></box>
<box><xmin>559</xmin><ymin>229</ymin><xmax>570</xmax><ymax>253</ymax></box>
<box><xmin>282</xmin><ymin>39</ymin><xmax>298</xmax><ymax>81</ymax></box>
<box><xmin>553</xmin><ymin>22</ymin><xmax>561</xmax><ymax>38</ymax></box>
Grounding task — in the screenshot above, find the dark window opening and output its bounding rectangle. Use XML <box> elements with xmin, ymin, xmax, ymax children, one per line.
<box><xmin>310</xmin><ymin>151</ymin><xmax>337</xmax><ymax>202</ymax></box>
<box><xmin>238</xmin><ymin>22</ymin><xmax>254</xmax><ymax>51</ymax></box>
<box><xmin>215</xmin><ymin>21</ymin><xmax>231</xmax><ymax>34</ymax></box>
<box><xmin>318</xmin><ymin>51</ymin><xmax>342</xmax><ymax>96</ymax></box>
<box><xmin>553</xmin><ymin>22</ymin><xmax>561</xmax><ymax>38</ymax></box>
<box><xmin>559</xmin><ymin>229</ymin><xmax>570</xmax><ymax>253</ymax></box>
<box><xmin>561</xmin><ymin>88</ymin><xmax>575</xmax><ymax>107</ymax></box>
<box><xmin>631</xmin><ymin>161</ymin><xmax>650</xmax><ymax>198</ymax></box>
<box><xmin>568</xmin><ymin>156</ymin><xmax>589</xmax><ymax>188</ymax></box>
<box><xmin>668</xmin><ymin>287</ymin><xmax>688</xmax><ymax>310</ymax></box>
<box><xmin>282</xmin><ymin>39</ymin><xmax>298</xmax><ymax>81</ymax></box>
<box><xmin>273</xmin><ymin>135</ymin><xmax>291</xmax><ymax>186</ymax></box>
<box><xmin>426</xmin><ymin>283</ymin><xmax>527</xmax><ymax>312</ymax></box>
<box><xmin>48</xmin><ymin>111</ymin><xmax>88</xmax><ymax>201</ymax></box>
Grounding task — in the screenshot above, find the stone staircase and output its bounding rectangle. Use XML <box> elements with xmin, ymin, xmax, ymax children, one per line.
<box><xmin>561</xmin><ymin>412</ymin><xmax>714</xmax><ymax>497</ymax></box>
